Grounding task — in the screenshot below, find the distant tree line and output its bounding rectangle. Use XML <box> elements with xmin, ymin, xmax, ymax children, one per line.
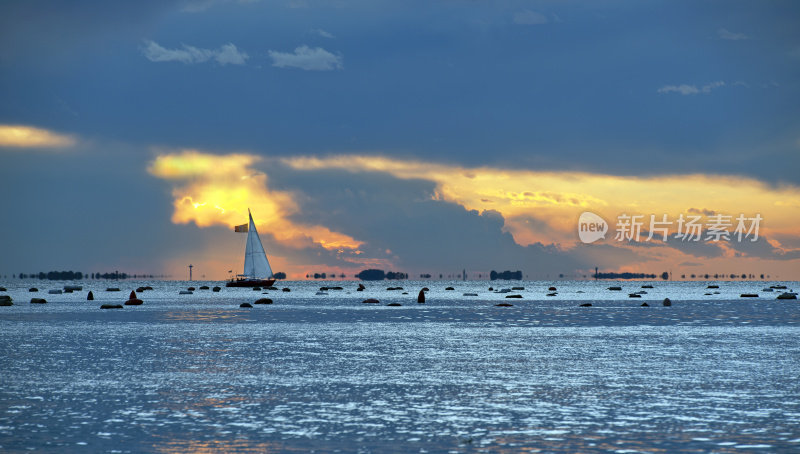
<box><xmin>355</xmin><ymin>269</ymin><xmax>408</xmax><ymax>281</ymax></box>
<box><xmin>681</xmin><ymin>273</ymin><xmax>766</xmax><ymax>279</ymax></box>
<box><xmin>272</xmin><ymin>272</ymin><xmax>287</xmax><ymax>280</ymax></box>
<box><xmin>594</xmin><ymin>271</ymin><xmax>669</xmax><ymax>280</ymax></box>
<box><xmin>490</xmin><ymin>270</ymin><xmax>523</xmax><ymax>281</ymax></box>
<box><xmin>305</xmin><ymin>272</ymin><xmax>350</xmax><ymax>279</ymax></box>
<box><xmin>15</xmin><ymin>271</ymin><xmax>160</xmax><ymax>280</ymax></box>
<box><xmin>17</xmin><ymin>271</ymin><xmax>83</xmax><ymax>280</ymax></box>
<box><xmin>93</xmin><ymin>272</ymin><xmax>129</xmax><ymax>279</ymax></box>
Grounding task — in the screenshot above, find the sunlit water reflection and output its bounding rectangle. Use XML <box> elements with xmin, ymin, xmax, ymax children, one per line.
<box><xmin>1</xmin><ymin>280</ymin><xmax>799</xmax><ymax>452</ymax></box>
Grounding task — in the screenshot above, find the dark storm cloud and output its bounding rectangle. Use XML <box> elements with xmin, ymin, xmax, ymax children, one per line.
<box><xmin>604</xmin><ymin>229</ymin><xmax>725</xmax><ymax>259</ymax></box>
<box><xmin>607</xmin><ymin>228</ymin><xmax>799</xmax><ymax>262</ymax></box>
<box><xmin>267</xmin><ymin>165</ymin><xmax>651</xmax><ymax>276</ymax></box>
<box><xmin>2</xmin><ymin>0</ymin><xmax>799</xmax><ymax>278</ymax></box>
<box><xmin>0</xmin><ymin>141</ymin><xmax>181</xmax><ymax>274</ymax></box>
<box><xmin>655</xmin><ymin>236</ymin><xmax>726</xmax><ymax>259</ymax></box>
<box><xmin>0</xmin><ymin>1</ymin><xmax>176</xmax><ymax>63</ymax></box>
<box><xmin>773</xmin><ymin>233</ymin><xmax>800</xmax><ymax>250</ymax></box>
<box><xmin>727</xmin><ymin>237</ymin><xmax>800</xmax><ymax>261</ymax></box>
<box><xmin>2</xmin><ymin>1</ymin><xmax>799</xmax><ymax>185</ymax></box>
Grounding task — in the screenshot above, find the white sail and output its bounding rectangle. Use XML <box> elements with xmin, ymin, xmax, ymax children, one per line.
<box><xmin>242</xmin><ymin>210</ymin><xmax>273</xmax><ymax>279</ymax></box>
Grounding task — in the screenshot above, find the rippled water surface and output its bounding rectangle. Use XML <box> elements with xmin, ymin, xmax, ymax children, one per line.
<box><xmin>1</xmin><ymin>280</ymin><xmax>799</xmax><ymax>453</ymax></box>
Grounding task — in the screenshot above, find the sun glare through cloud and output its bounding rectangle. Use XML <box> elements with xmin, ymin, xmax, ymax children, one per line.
<box><xmin>148</xmin><ymin>150</ymin><xmax>362</xmax><ymax>251</ymax></box>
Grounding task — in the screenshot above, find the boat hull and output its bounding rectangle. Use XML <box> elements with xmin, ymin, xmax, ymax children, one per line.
<box><xmin>225</xmin><ymin>279</ymin><xmax>276</xmax><ymax>288</ymax></box>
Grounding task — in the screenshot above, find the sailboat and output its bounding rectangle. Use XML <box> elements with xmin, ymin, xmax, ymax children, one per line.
<box><xmin>226</xmin><ymin>209</ymin><xmax>276</xmax><ymax>288</ymax></box>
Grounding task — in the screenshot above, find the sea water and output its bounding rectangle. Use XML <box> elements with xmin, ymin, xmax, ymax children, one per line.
<box><xmin>1</xmin><ymin>280</ymin><xmax>799</xmax><ymax>453</ymax></box>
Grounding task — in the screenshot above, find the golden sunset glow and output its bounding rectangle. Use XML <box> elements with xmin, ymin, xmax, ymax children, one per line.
<box><xmin>148</xmin><ymin>150</ymin><xmax>363</xmax><ymax>253</ymax></box>
<box><xmin>283</xmin><ymin>155</ymin><xmax>800</xmax><ymax>249</ymax></box>
<box><xmin>0</xmin><ymin>125</ymin><xmax>76</xmax><ymax>148</ymax></box>
<box><xmin>147</xmin><ymin>150</ymin><xmax>800</xmax><ymax>279</ymax></box>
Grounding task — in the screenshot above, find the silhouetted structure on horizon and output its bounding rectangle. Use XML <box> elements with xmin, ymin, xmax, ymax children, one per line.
<box><xmin>593</xmin><ymin>271</ymin><xmax>670</xmax><ymax>280</ymax></box>
<box><xmin>490</xmin><ymin>270</ymin><xmax>522</xmax><ymax>281</ymax></box>
<box><xmin>355</xmin><ymin>269</ymin><xmax>408</xmax><ymax>281</ymax></box>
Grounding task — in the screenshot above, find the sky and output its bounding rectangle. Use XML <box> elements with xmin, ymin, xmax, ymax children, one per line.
<box><xmin>1</xmin><ymin>0</ymin><xmax>799</xmax><ymax>280</ymax></box>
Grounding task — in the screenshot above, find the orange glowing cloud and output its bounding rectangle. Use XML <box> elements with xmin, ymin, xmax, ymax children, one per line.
<box><xmin>148</xmin><ymin>150</ymin><xmax>362</xmax><ymax>251</ymax></box>
<box><xmin>283</xmin><ymin>155</ymin><xmax>800</xmax><ymax>248</ymax></box>
<box><xmin>0</xmin><ymin>124</ymin><xmax>76</xmax><ymax>148</ymax></box>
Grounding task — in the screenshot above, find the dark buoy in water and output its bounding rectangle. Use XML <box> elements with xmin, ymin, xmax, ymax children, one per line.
<box><xmin>30</xmin><ymin>298</ymin><xmax>47</xmax><ymax>304</ymax></box>
<box><xmin>505</xmin><ymin>294</ymin><xmax>522</xmax><ymax>298</ymax></box>
<box><xmin>641</xmin><ymin>302</ymin><xmax>649</xmax><ymax>307</ymax></box>
<box><xmin>387</xmin><ymin>302</ymin><xmax>402</xmax><ymax>306</ymax></box>
<box><xmin>361</xmin><ymin>298</ymin><xmax>380</xmax><ymax>304</ymax></box>
<box><xmin>125</xmin><ymin>290</ymin><xmax>143</xmax><ymax>305</ymax></box>
<box><xmin>87</xmin><ymin>291</ymin><xmax>94</xmax><ymax>300</ymax></box>
<box><xmin>445</xmin><ymin>287</ymin><xmax>455</xmax><ymax>291</ymax></box>
<box><xmin>0</xmin><ymin>295</ymin><xmax>13</xmax><ymax>306</ymax></box>
<box><xmin>29</xmin><ymin>288</ymin><xmax>38</xmax><ymax>292</ymax></box>
<box><xmin>663</xmin><ymin>298</ymin><xmax>671</xmax><ymax>306</ymax></box>
<box><xmin>125</xmin><ymin>290</ymin><xmax>140</xmax><ymax>303</ymax></box>
<box><xmin>495</xmin><ymin>303</ymin><xmax>513</xmax><ymax>307</ymax></box>
<box><xmin>628</xmin><ymin>293</ymin><xmax>641</xmax><ymax>298</ymax></box>
<box><xmin>417</xmin><ymin>289</ymin><xmax>425</xmax><ymax>303</ymax></box>
<box><xmin>240</xmin><ymin>302</ymin><xmax>253</xmax><ymax>308</ymax></box>
<box><xmin>212</xmin><ymin>286</ymin><xmax>221</xmax><ymax>292</ymax></box>
<box><xmin>580</xmin><ymin>303</ymin><xmax>592</xmax><ymax>307</ymax></box>
<box><xmin>100</xmin><ymin>303</ymin><xmax>123</xmax><ymax>309</ymax></box>
<box><xmin>608</xmin><ymin>286</ymin><xmax>622</xmax><ymax>291</ymax></box>
<box><xmin>282</xmin><ymin>288</ymin><xmax>291</xmax><ymax>292</ymax></box>
<box><xmin>357</xmin><ymin>284</ymin><xmax>365</xmax><ymax>291</ymax></box>
<box><xmin>254</xmin><ymin>298</ymin><xmax>273</xmax><ymax>304</ymax></box>
<box><xmin>548</xmin><ymin>286</ymin><xmax>557</xmax><ymax>291</ymax></box>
